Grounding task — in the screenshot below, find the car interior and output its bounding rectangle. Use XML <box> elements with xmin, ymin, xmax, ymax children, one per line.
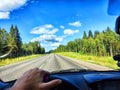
<box><xmin>1</xmin><ymin>0</ymin><xmax>120</xmax><ymax>90</ymax></box>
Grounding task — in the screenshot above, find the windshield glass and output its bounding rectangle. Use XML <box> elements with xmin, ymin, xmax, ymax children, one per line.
<box><xmin>0</xmin><ymin>0</ymin><xmax>119</xmax><ymax>81</ymax></box>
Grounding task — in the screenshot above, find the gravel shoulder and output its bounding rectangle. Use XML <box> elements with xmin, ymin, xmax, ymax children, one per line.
<box><xmin>58</xmin><ymin>54</ymin><xmax>114</xmax><ymax>71</ymax></box>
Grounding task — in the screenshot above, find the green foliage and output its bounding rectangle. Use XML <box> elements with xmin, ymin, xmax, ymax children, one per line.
<box><xmin>88</xmin><ymin>30</ymin><xmax>93</xmax><ymax>38</ymax></box>
<box><xmin>94</xmin><ymin>31</ymin><xmax>100</xmax><ymax>38</ymax></box>
<box><xmin>21</xmin><ymin>41</ymin><xmax>45</xmax><ymax>55</ymax></box>
<box><xmin>0</xmin><ymin>54</ymin><xmax>42</xmax><ymax>66</ymax></box>
<box><xmin>53</xmin><ymin>27</ymin><xmax>120</xmax><ymax>56</ymax></box>
<box><xmin>0</xmin><ymin>28</ymin><xmax>9</xmax><ymax>55</ymax></box>
<box><xmin>8</xmin><ymin>25</ymin><xmax>22</xmax><ymax>57</ymax></box>
<box><xmin>83</xmin><ymin>31</ymin><xmax>87</xmax><ymax>39</ymax></box>
<box><xmin>41</xmin><ymin>47</ymin><xmax>45</xmax><ymax>54</ymax></box>
<box><xmin>0</xmin><ymin>25</ymin><xmax>45</xmax><ymax>59</ymax></box>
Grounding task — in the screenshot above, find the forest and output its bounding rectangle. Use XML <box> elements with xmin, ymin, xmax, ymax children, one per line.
<box><xmin>0</xmin><ymin>25</ymin><xmax>45</xmax><ymax>58</ymax></box>
<box><xmin>1</xmin><ymin>25</ymin><xmax>120</xmax><ymax>58</ymax></box>
<box><xmin>52</xmin><ymin>27</ymin><xmax>120</xmax><ymax>56</ymax></box>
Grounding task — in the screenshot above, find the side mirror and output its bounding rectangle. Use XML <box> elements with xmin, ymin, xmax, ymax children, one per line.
<box><xmin>113</xmin><ymin>54</ymin><xmax>120</xmax><ymax>67</ymax></box>
<box><xmin>115</xmin><ymin>16</ymin><xmax>120</xmax><ymax>35</ymax></box>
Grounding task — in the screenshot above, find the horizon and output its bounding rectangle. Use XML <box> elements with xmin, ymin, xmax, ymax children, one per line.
<box><xmin>0</xmin><ymin>0</ymin><xmax>118</xmax><ymax>51</ymax></box>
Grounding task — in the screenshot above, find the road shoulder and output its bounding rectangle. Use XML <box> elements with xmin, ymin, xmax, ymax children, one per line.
<box><xmin>59</xmin><ymin>55</ymin><xmax>114</xmax><ymax>71</ymax></box>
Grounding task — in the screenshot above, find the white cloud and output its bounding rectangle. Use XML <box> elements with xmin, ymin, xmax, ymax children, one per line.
<box><xmin>40</xmin><ymin>43</ymin><xmax>44</xmax><ymax>47</ymax></box>
<box><xmin>56</xmin><ymin>37</ymin><xmax>63</xmax><ymax>42</ymax></box>
<box><xmin>31</xmin><ymin>24</ymin><xmax>80</xmax><ymax>51</ymax></box>
<box><xmin>0</xmin><ymin>0</ymin><xmax>27</xmax><ymax>11</ymax></box>
<box><xmin>38</xmin><ymin>42</ymin><xmax>59</xmax><ymax>52</ymax></box>
<box><xmin>0</xmin><ymin>12</ymin><xmax>10</xmax><ymax>19</ymax></box>
<box><xmin>51</xmin><ymin>43</ymin><xmax>60</xmax><ymax>47</ymax></box>
<box><xmin>0</xmin><ymin>0</ymin><xmax>27</xmax><ymax>19</ymax></box>
<box><xmin>69</xmin><ymin>21</ymin><xmax>82</xmax><ymax>27</ymax></box>
<box><xmin>64</xmin><ymin>29</ymin><xmax>79</xmax><ymax>35</ymax></box>
<box><xmin>31</xmin><ymin>34</ymin><xmax>63</xmax><ymax>43</ymax></box>
<box><xmin>60</xmin><ymin>25</ymin><xmax>65</xmax><ymax>29</ymax></box>
<box><xmin>30</xmin><ymin>24</ymin><xmax>64</xmax><ymax>51</ymax></box>
<box><xmin>30</xmin><ymin>24</ymin><xmax>58</xmax><ymax>35</ymax></box>
<box><xmin>44</xmin><ymin>24</ymin><xmax>53</xmax><ymax>28</ymax></box>
<box><xmin>39</xmin><ymin>43</ymin><xmax>59</xmax><ymax>52</ymax></box>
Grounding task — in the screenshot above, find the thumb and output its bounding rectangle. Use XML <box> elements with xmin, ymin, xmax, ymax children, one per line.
<box><xmin>40</xmin><ymin>79</ymin><xmax>62</xmax><ymax>90</ymax></box>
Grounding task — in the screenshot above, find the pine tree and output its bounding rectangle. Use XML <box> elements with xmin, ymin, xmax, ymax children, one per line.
<box><xmin>94</xmin><ymin>31</ymin><xmax>100</xmax><ymax>38</ymax></box>
<box><xmin>88</xmin><ymin>30</ymin><xmax>93</xmax><ymax>38</ymax></box>
<box><xmin>83</xmin><ymin>31</ymin><xmax>87</xmax><ymax>39</ymax></box>
<box><xmin>9</xmin><ymin>25</ymin><xmax>22</xmax><ymax>57</ymax></box>
<box><xmin>0</xmin><ymin>28</ymin><xmax>9</xmax><ymax>54</ymax></box>
<box><xmin>15</xmin><ymin>25</ymin><xmax>22</xmax><ymax>50</ymax></box>
<box><xmin>41</xmin><ymin>47</ymin><xmax>45</xmax><ymax>54</ymax></box>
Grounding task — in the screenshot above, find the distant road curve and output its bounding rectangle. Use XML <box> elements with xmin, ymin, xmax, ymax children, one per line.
<box><xmin>0</xmin><ymin>54</ymin><xmax>112</xmax><ymax>81</ymax></box>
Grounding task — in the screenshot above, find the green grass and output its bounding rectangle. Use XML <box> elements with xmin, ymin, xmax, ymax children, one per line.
<box><xmin>57</xmin><ymin>52</ymin><xmax>119</xmax><ymax>70</ymax></box>
<box><xmin>0</xmin><ymin>54</ymin><xmax>43</xmax><ymax>66</ymax></box>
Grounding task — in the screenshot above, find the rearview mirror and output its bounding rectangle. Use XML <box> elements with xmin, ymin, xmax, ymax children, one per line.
<box><xmin>108</xmin><ymin>0</ymin><xmax>120</xmax><ymax>15</ymax></box>
<box><xmin>115</xmin><ymin>16</ymin><xmax>120</xmax><ymax>35</ymax></box>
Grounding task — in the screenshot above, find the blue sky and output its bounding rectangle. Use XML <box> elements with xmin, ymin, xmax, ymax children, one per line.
<box><xmin>0</xmin><ymin>0</ymin><xmax>118</xmax><ymax>51</ymax></box>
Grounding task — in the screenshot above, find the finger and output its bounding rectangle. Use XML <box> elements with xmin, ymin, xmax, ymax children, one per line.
<box><xmin>39</xmin><ymin>79</ymin><xmax>62</xmax><ymax>89</ymax></box>
<box><xmin>39</xmin><ymin>70</ymin><xmax>50</xmax><ymax>79</ymax></box>
<box><xmin>32</xmin><ymin>68</ymin><xmax>40</xmax><ymax>74</ymax></box>
<box><xmin>39</xmin><ymin>70</ymin><xmax>49</xmax><ymax>82</ymax></box>
<box><xmin>24</xmin><ymin>67</ymin><xmax>39</xmax><ymax>74</ymax></box>
<box><xmin>40</xmin><ymin>70</ymin><xmax>49</xmax><ymax>75</ymax></box>
<box><xmin>22</xmin><ymin>68</ymin><xmax>39</xmax><ymax>79</ymax></box>
<box><xmin>23</xmin><ymin>69</ymin><xmax>33</xmax><ymax>76</ymax></box>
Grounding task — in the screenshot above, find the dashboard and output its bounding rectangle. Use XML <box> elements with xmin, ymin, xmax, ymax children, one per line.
<box><xmin>91</xmin><ymin>80</ymin><xmax>120</xmax><ymax>90</ymax></box>
<box><xmin>49</xmin><ymin>70</ymin><xmax>120</xmax><ymax>90</ymax></box>
<box><xmin>1</xmin><ymin>70</ymin><xmax>120</xmax><ymax>90</ymax></box>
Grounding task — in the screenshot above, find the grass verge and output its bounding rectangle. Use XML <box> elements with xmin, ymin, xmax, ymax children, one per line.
<box><xmin>57</xmin><ymin>52</ymin><xmax>119</xmax><ymax>70</ymax></box>
<box><xmin>0</xmin><ymin>54</ymin><xmax>43</xmax><ymax>67</ymax></box>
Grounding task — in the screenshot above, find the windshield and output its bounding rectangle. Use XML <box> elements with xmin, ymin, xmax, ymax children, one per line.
<box><xmin>0</xmin><ymin>0</ymin><xmax>119</xmax><ymax>81</ymax></box>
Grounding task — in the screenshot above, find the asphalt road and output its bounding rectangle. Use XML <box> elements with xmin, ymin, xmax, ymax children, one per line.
<box><xmin>0</xmin><ymin>54</ymin><xmax>85</xmax><ymax>81</ymax></box>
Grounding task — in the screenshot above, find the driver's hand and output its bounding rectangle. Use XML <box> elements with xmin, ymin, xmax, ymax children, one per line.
<box><xmin>9</xmin><ymin>68</ymin><xmax>62</xmax><ymax>90</ymax></box>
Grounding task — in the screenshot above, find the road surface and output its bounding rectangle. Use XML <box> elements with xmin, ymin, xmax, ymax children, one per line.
<box><xmin>0</xmin><ymin>54</ymin><xmax>112</xmax><ymax>81</ymax></box>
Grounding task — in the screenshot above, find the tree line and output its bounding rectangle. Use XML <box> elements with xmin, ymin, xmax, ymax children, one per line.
<box><xmin>0</xmin><ymin>25</ymin><xmax>45</xmax><ymax>58</ymax></box>
<box><xmin>52</xmin><ymin>27</ymin><xmax>120</xmax><ymax>56</ymax></box>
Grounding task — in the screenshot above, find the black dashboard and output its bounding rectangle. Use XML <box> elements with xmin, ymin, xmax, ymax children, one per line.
<box><xmin>1</xmin><ymin>70</ymin><xmax>120</xmax><ymax>90</ymax></box>
<box><xmin>49</xmin><ymin>70</ymin><xmax>120</xmax><ymax>90</ymax></box>
<box><xmin>91</xmin><ymin>80</ymin><xmax>120</xmax><ymax>90</ymax></box>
